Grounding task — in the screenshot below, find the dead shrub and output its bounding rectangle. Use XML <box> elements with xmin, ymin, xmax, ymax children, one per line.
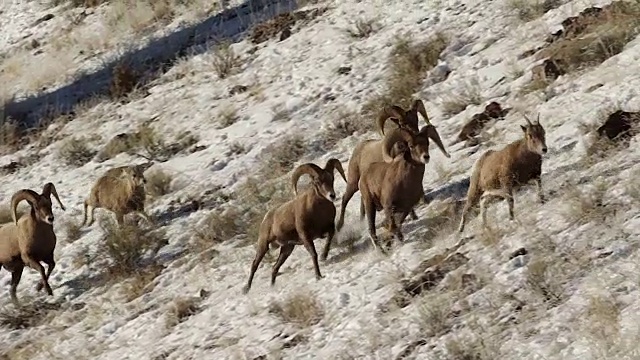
<box><xmin>416</xmin><ymin>292</ymin><xmax>456</xmax><ymax>337</ymax></box>
<box><xmin>525</xmin><ymin>256</ymin><xmax>566</xmax><ymax>307</ymax></box>
<box><xmin>0</xmin><ymin>301</ymin><xmax>61</xmax><ymax>330</ymax></box>
<box><xmin>58</xmin><ymin>136</ymin><xmax>97</xmax><ymax>167</ymax></box>
<box><xmin>0</xmin><ymin>117</ymin><xmax>21</xmax><ymax>155</ymax></box>
<box><xmin>165</xmin><ymin>296</ymin><xmax>202</xmax><ymax>328</ymax></box>
<box><xmin>439</xmin><ymin>77</ymin><xmax>483</xmax><ymax>117</ymax></box>
<box><xmin>49</xmin><ymin>0</ymin><xmax>108</xmax><ymax>8</ymax></box>
<box><xmin>581</xmin><ymin>294</ymin><xmax>621</xmax><ymax>352</ymax></box>
<box><xmin>249</xmin><ymin>7</ymin><xmax>328</xmax><ymax>44</ymax></box>
<box><xmin>506</xmin><ymin>0</ymin><xmax>564</xmax><ymax>21</ymax></box>
<box><xmin>563</xmin><ymin>180</ymin><xmax>618</xmax><ymax>225</ymax></box>
<box><xmin>211</xmin><ymin>42</ymin><xmax>241</xmax><ymax>79</ymax></box>
<box><xmin>362</xmin><ymin>32</ymin><xmax>448</xmax><ymax>117</ymax></box>
<box><xmin>122</xmin><ymin>263</ymin><xmax>164</xmax><ymax>302</ymax></box>
<box><xmin>269</xmin><ymin>291</ymin><xmax>324</xmax><ymax>328</ymax></box>
<box><xmin>217</xmin><ymin>105</ymin><xmax>239</xmax><ymax>128</ymax></box>
<box><xmin>97</xmin><ymin>216</ymin><xmax>168</xmax><ymax>278</ymax></box>
<box><xmin>110</xmin><ymin>62</ymin><xmax>140</xmax><ymax>99</ymax></box>
<box><xmin>145</xmin><ymin>168</ymin><xmax>173</xmax><ymax>198</ymax></box>
<box><xmin>346</xmin><ymin>18</ymin><xmax>378</xmax><ymax>39</ymax></box>
<box><xmin>321</xmin><ymin>110</ymin><xmax>374</xmax><ymax>149</ymax></box>
<box><xmin>259</xmin><ymin>134</ymin><xmax>309</xmax><ymax>177</ymax></box>
<box><xmin>537</xmin><ymin>2</ymin><xmax>640</xmax><ymax>72</ymax></box>
<box><xmin>193</xmin><ymin>207</ymin><xmax>242</xmax><ymax>245</ymax></box>
<box><xmin>61</xmin><ymin>218</ymin><xmax>83</xmax><ymax>243</ymax></box>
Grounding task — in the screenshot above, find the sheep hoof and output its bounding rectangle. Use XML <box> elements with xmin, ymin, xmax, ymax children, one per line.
<box><xmin>36</xmin><ymin>282</ymin><xmax>43</xmax><ymax>292</ymax></box>
<box><xmin>242</xmin><ymin>286</ymin><xmax>250</xmax><ymax>294</ymax></box>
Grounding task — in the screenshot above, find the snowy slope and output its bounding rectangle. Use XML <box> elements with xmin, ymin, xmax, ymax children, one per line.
<box><xmin>1</xmin><ymin>0</ymin><xmax>640</xmax><ymax>359</ymax></box>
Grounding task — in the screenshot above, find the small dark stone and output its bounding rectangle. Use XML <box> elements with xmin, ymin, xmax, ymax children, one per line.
<box><xmin>279</xmin><ymin>26</ymin><xmax>292</xmax><ymax>41</ymax></box>
<box><xmin>337</xmin><ymin>66</ymin><xmax>352</xmax><ymax>75</ymax></box>
<box><xmin>229</xmin><ymin>85</ymin><xmax>248</xmax><ymax>95</ymax></box>
<box><xmin>34</xmin><ymin>13</ymin><xmax>54</xmax><ymax>26</ymax></box>
<box><xmin>509</xmin><ymin>247</ymin><xmax>528</xmax><ymax>260</ymax></box>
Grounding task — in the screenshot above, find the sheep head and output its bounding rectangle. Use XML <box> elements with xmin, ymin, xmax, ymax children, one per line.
<box><xmin>521</xmin><ymin>113</ymin><xmax>548</xmax><ymax>155</ymax></box>
<box><xmin>11</xmin><ymin>183</ymin><xmax>65</xmax><ymax>225</ymax></box>
<box><xmin>124</xmin><ymin>163</ymin><xmax>153</xmax><ymax>186</ymax></box>
<box><xmin>292</xmin><ymin>158</ymin><xmax>346</xmax><ymax>201</ymax></box>
<box><xmin>382</xmin><ymin>128</ymin><xmax>430</xmax><ymax>165</ymax></box>
<box><xmin>376</xmin><ymin>99</ymin><xmax>431</xmax><ymax>136</ymax></box>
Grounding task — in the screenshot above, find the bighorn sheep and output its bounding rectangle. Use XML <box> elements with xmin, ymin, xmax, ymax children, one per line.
<box><xmin>82</xmin><ymin>162</ymin><xmax>154</xmax><ymax>227</ymax></box>
<box><xmin>457</xmin><ymin>114</ymin><xmax>548</xmax><ymax>233</ymax></box>
<box><xmin>358</xmin><ymin>126</ymin><xmax>439</xmax><ymax>250</ymax></box>
<box><xmin>336</xmin><ymin>99</ymin><xmax>450</xmax><ymax>231</ymax></box>
<box><xmin>243</xmin><ymin>158</ymin><xmax>346</xmax><ymax>294</ymax></box>
<box><xmin>0</xmin><ymin>183</ymin><xmax>65</xmax><ymax>305</ymax></box>
<box><xmin>452</xmin><ymin>101</ymin><xmax>510</xmax><ymax>146</ymax></box>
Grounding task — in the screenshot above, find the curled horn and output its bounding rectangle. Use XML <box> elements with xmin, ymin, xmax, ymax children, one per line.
<box><xmin>324</xmin><ymin>158</ymin><xmax>347</xmax><ymax>183</ymax></box>
<box><xmin>412</xmin><ymin>99</ymin><xmax>432</xmax><ymax>126</ymax></box>
<box><xmin>291</xmin><ymin>163</ymin><xmax>324</xmax><ymax>196</ymax></box>
<box><xmin>420</xmin><ymin>125</ymin><xmax>450</xmax><ymax>158</ymax></box>
<box><xmin>377</xmin><ymin>105</ymin><xmax>406</xmax><ymax>136</ymax></box>
<box><xmin>11</xmin><ymin>189</ymin><xmax>40</xmax><ymax>225</ymax></box>
<box><xmin>382</xmin><ymin>128</ymin><xmax>414</xmax><ymax>163</ymax></box>
<box><xmin>41</xmin><ymin>183</ymin><xmax>66</xmax><ymax>211</ymax></box>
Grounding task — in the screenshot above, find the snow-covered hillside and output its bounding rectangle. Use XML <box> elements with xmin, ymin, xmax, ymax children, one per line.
<box><xmin>1</xmin><ymin>0</ymin><xmax>640</xmax><ymax>358</ymax></box>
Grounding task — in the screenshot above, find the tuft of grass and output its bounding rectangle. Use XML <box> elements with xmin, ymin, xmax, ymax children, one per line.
<box><xmin>110</xmin><ymin>62</ymin><xmax>140</xmax><ymax>100</ymax></box>
<box><xmin>228</xmin><ymin>141</ymin><xmax>248</xmax><ymax>155</ymax></box>
<box><xmin>217</xmin><ymin>105</ymin><xmax>239</xmax><ymax>129</ymax></box>
<box><xmin>165</xmin><ymin>296</ymin><xmax>202</xmax><ymax>328</ymax></box>
<box><xmin>145</xmin><ymin>168</ymin><xmax>174</xmax><ymax>199</ymax></box>
<box><xmin>416</xmin><ymin>292</ymin><xmax>456</xmax><ymax>337</ymax></box>
<box><xmin>61</xmin><ymin>219</ymin><xmax>83</xmax><ymax>243</ymax></box>
<box><xmin>122</xmin><ymin>263</ymin><xmax>164</xmax><ymax>302</ymax></box>
<box><xmin>211</xmin><ymin>41</ymin><xmax>241</xmax><ymax>79</ymax></box>
<box><xmin>525</xmin><ymin>256</ymin><xmax>566</xmax><ymax>307</ymax></box>
<box><xmin>563</xmin><ymin>179</ymin><xmax>618</xmax><ymax>225</ymax></box>
<box><xmin>269</xmin><ymin>291</ymin><xmax>324</xmax><ymax>328</ymax></box>
<box><xmin>362</xmin><ymin>32</ymin><xmax>448</xmax><ymax>117</ymax></box>
<box><xmin>439</xmin><ymin>77</ymin><xmax>483</xmax><ymax>117</ymax></box>
<box><xmin>537</xmin><ymin>2</ymin><xmax>640</xmax><ymax>72</ymax></box>
<box><xmin>581</xmin><ymin>293</ymin><xmax>621</xmax><ymax>353</ymax></box>
<box><xmin>320</xmin><ymin>110</ymin><xmax>374</xmax><ymax>149</ymax></box>
<box><xmin>58</xmin><ymin>136</ymin><xmax>97</xmax><ymax>167</ymax></box>
<box><xmin>193</xmin><ymin>207</ymin><xmax>242</xmax><ymax>245</ymax></box>
<box><xmin>0</xmin><ymin>117</ymin><xmax>21</xmax><ymax>155</ymax></box>
<box><xmin>346</xmin><ymin>18</ymin><xmax>379</xmax><ymax>39</ymax></box>
<box><xmin>0</xmin><ymin>301</ymin><xmax>61</xmax><ymax>330</ymax></box>
<box><xmin>97</xmin><ymin>216</ymin><xmax>168</xmax><ymax>278</ymax></box>
<box><xmin>505</xmin><ymin>0</ymin><xmax>564</xmax><ymax>21</ymax></box>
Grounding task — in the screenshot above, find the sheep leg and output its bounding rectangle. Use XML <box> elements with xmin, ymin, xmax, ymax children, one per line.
<box><xmin>243</xmin><ymin>240</ymin><xmax>269</xmax><ymax>294</ymax></box>
<box><xmin>409</xmin><ymin>209</ymin><xmax>418</xmax><ymax>221</ymax></box>
<box><xmin>22</xmin><ymin>255</ymin><xmax>53</xmax><ymax>296</ymax></box>
<box><xmin>116</xmin><ymin>213</ymin><xmax>125</xmax><ymax>226</ymax></box>
<box><xmin>82</xmin><ymin>200</ymin><xmax>89</xmax><ymax>226</ymax></box>
<box><xmin>301</xmin><ymin>236</ymin><xmax>323</xmax><ymax>281</ymax></box>
<box><xmin>9</xmin><ymin>266</ymin><xmax>24</xmax><ymax>306</ymax></box>
<box><xmin>385</xmin><ymin>207</ymin><xmax>403</xmax><ymax>243</ymax></box>
<box><xmin>363</xmin><ymin>198</ymin><xmax>381</xmax><ymax>252</ymax></box>
<box><xmin>271</xmin><ymin>244</ymin><xmax>294</xmax><ymax>286</ymax></box>
<box><xmin>536</xmin><ymin>178</ymin><xmax>546</xmax><ymax>204</ymax></box>
<box><xmin>320</xmin><ymin>228</ymin><xmax>336</xmax><ymax>261</ymax></box>
<box><xmin>458</xmin><ymin>192</ymin><xmax>481</xmax><ymax>233</ymax></box>
<box><xmin>337</xmin><ymin>182</ymin><xmax>358</xmax><ymax>231</ymax></box>
<box><xmin>36</xmin><ymin>258</ymin><xmax>55</xmax><ymax>293</ymax></box>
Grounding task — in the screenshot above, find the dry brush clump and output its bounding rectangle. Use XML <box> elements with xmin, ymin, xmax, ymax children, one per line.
<box><xmin>269</xmin><ymin>291</ymin><xmax>325</xmax><ymax>328</ymax></box>
<box><xmin>210</xmin><ymin>42</ymin><xmax>241</xmax><ymax>79</ymax></box>
<box><xmin>145</xmin><ymin>168</ymin><xmax>174</xmax><ymax>199</ymax></box>
<box><xmin>0</xmin><ymin>301</ymin><xmax>62</xmax><ymax>330</ymax></box>
<box><xmin>505</xmin><ymin>0</ymin><xmax>564</xmax><ymax>21</ymax></box>
<box><xmin>96</xmin><ymin>216</ymin><xmax>167</xmax><ymax>278</ymax></box>
<box><xmin>562</xmin><ymin>178</ymin><xmax>619</xmax><ymax>225</ymax></box>
<box><xmin>193</xmin><ymin>207</ymin><xmax>242</xmax><ymax>247</ymax></box>
<box><xmin>320</xmin><ymin>110</ymin><xmax>375</xmax><ymax>149</ymax></box>
<box><xmin>259</xmin><ymin>134</ymin><xmax>310</xmax><ymax>177</ymax></box>
<box><xmin>346</xmin><ymin>17</ymin><xmax>379</xmax><ymax>39</ymax></box>
<box><xmin>58</xmin><ymin>136</ymin><xmax>98</xmax><ymax>167</ymax></box>
<box><xmin>536</xmin><ymin>2</ymin><xmax>640</xmax><ymax>73</ymax></box>
<box><xmin>362</xmin><ymin>32</ymin><xmax>448</xmax><ymax>118</ymax></box>
<box><xmin>439</xmin><ymin>77</ymin><xmax>484</xmax><ymax>117</ymax></box>
<box><xmin>165</xmin><ymin>296</ymin><xmax>202</xmax><ymax>328</ymax></box>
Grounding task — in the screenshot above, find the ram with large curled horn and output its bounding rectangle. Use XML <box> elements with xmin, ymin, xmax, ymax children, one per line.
<box><xmin>358</xmin><ymin>125</ymin><xmax>437</xmax><ymax>252</ymax></box>
<box><xmin>0</xmin><ymin>182</ymin><xmax>66</xmax><ymax>305</ymax></box>
<box><xmin>243</xmin><ymin>158</ymin><xmax>346</xmax><ymax>294</ymax></box>
<box><xmin>337</xmin><ymin>99</ymin><xmax>450</xmax><ymax>232</ymax></box>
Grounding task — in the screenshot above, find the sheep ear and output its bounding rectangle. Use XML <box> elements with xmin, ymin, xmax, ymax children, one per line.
<box><xmin>520</xmin><ymin>125</ymin><xmax>527</xmax><ymax>133</ymax></box>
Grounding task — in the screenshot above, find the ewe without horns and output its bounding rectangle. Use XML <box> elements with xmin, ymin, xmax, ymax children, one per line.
<box><xmin>458</xmin><ymin>113</ymin><xmax>548</xmax><ymax>233</ymax></box>
<box><xmin>358</xmin><ymin>126</ymin><xmax>437</xmax><ymax>251</ymax></box>
<box><xmin>82</xmin><ymin>162</ymin><xmax>155</xmax><ymax>227</ymax></box>
<box><xmin>337</xmin><ymin>99</ymin><xmax>449</xmax><ymax>231</ymax></box>
<box><xmin>243</xmin><ymin>158</ymin><xmax>346</xmax><ymax>294</ymax></box>
<box><xmin>0</xmin><ymin>182</ymin><xmax>65</xmax><ymax>305</ymax></box>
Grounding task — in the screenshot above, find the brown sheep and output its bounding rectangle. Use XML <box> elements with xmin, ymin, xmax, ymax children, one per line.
<box><xmin>336</xmin><ymin>99</ymin><xmax>449</xmax><ymax>231</ymax></box>
<box><xmin>358</xmin><ymin>126</ymin><xmax>437</xmax><ymax>250</ymax></box>
<box><xmin>452</xmin><ymin>101</ymin><xmax>510</xmax><ymax>146</ymax></box>
<box><xmin>82</xmin><ymin>162</ymin><xmax>154</xmax><ymax>227</ymax></box>
<box><xmin>0</xmin><ymin>183</ymin><xmax>66</xmax><ymax>305</ymax></box>
<box><xmin>457</xmin><ymin>114</ymin><xmax>548</xmax><ymax>233</ymax></box>
<box><xmin>243</xmin><ymin>158</ymin><xmax>346</xmax><ymax>294</ymax></box>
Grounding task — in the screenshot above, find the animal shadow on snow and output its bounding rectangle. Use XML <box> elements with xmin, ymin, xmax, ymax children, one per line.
<box><xmin>3</xmin><ymin>0</ymin><xmax>300</xmax><ymax>129</ymax></box>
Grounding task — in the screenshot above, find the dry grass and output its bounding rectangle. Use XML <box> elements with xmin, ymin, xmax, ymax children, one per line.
<box><xmin>416</xmin><ymin>292</ymin><xmax>456</xmax><ymax>337</ymax></box>
<box><xmin>193</xmin><ymin>207</ymin><xmax>242</xmax><ymax>245</ymax></box>
<box><xmin>97</xmin><ymin>216</ymin><xmax>168</xmax><ymax>278</ymax></box>
<box><xmin>60</xmin><ymin>218</ymin><xmax>83</xmax><ymax>243</ymax></box>
<box><xmin>505</xmin><ymin>0</ymin><xmax>564</xmax><ymax>21</ymax></box>
<box><xmin>537</xmin><ymin>2</ymin><xmax>640</xmax><ymax>72</ymax></box>
<box><xmin>58</xmin><ymin>136</ymin><xmax>97</xmax><ymax>167</ymax></box>
<box><xmin>121</xmin><ymin>263</ymin><xmax>164</xmax><ymax>302</ymax></box>
<box><xmin>439</xmin><ymin>77</ymin><xmax>483</xmax><ymax>117</ymax></box>
<box><xmin>269</xmin><ymin>291</ymin><xmax>325</xmax><ymax>328</ymax></box>
<box><xmin>0</xmin><ymin>117</ymin><xmax>21</xmax><ymax>155</ymax></box>
<box><xmin>259</xmin><ymin>134</ymin><xmax>309</xmax><ymax>177</ymax></box>
<box><xmin>346</xmin><ymin>18</ymin><xmax>379</xmax><ymax>39</ymax></box>
<box><xmin>563</xmin><ymin>179</ymin><xmax>618</xmax><ymax>225</ymax></box>
<box><xmin>362</xmin><ymin>32</ymin><xmax>448</xmax><ymax>117</ymax></box>
<box><xmin>525</xmin><ymin>256</ymin><xmax>566</xmax><ymax>307</ymax></box>
<box><xmin>110</xmin><ymin>62</ymin><xmax>140</xmax><ymax>100</ymax></box>
<box><xmin>145</xmin><ymin>168</ymin><xmax>174</xmax><ymax>198</ymax></box>
<box><xmin>581</xmin><ymin>293</ymin><xmax>622</xmax><ymax>354</ymax></box>
<box><xmin>320</xmin><ymin>110</ymin><xmax>374</xmax><ymax>149</ymax></box>
<box><xmin>165</xmin><ymin>296</ymin><xmax>202</xmax><ymax>328</ymax></box>
<box><xmin>217</xmin><ymin>105</ymin><xmax>239</xmax><ymax>129</ymax></box>
<box><xmin>211</xmin><ymin>41</ymin><xmax>241</xmax><ymax>80</ymax></box>
<box><xmin>0</xmin><ymin>301</ymin><xmax>62</xmax><ymax>330</ymax></box>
